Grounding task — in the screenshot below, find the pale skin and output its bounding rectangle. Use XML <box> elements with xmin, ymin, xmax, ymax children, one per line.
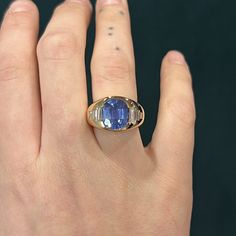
<box><xmin>0</xmin><ymin>0</ymin><xmax>196</xmax><ymax>235</ymax></box>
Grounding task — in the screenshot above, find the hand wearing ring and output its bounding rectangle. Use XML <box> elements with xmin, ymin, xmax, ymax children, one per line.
<box><xmin>0</xmin><ymin>0</ymin><xmax>196</xmax><ymax>235</ymax></box>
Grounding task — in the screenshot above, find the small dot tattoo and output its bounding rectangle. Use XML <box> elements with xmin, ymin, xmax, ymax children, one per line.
<box><xmin>108</xmin><ymin>26</ymin><xmax>114</xmax><ymax>36</ymax></box>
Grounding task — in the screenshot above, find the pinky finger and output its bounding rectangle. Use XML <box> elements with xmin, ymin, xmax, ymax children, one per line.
<box><xmin>149</xmin><ymin>51</ymin><xmax>196</xmax><ymax>182</ymax></box>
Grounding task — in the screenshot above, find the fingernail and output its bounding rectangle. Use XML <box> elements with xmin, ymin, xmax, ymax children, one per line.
<box><xmin>9</xmin><ymin>0</ymin><xmax>32</xmax><ymax>13</ymax></box>
<box><xmin>167</xmin><ymin>51</ymin><xmax>186</xmax><ymax>65</ymax></box>
<box><xmin>97</xmin><ymin>0</ymin><xmax>122</xmax><ymax>7</ymax></box>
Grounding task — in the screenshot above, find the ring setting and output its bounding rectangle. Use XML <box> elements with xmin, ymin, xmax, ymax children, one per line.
<box><xmin>87</xmin><ymin>96</ymin><xmax>145</xmax><ymax>132</ymax></box>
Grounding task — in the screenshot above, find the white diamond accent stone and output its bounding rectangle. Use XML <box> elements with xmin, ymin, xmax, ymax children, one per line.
<box><xmin>94</xmin><ymin>109</ymin><xmax>98</xmax><ymax>120</ymax></box>
<box><xmin>92</xmin><ymin>108</ymin><xmax>102</xmax><ymax>121</ymax></box>
<box><xmin>129</xmin><ymin>107</ymin><xmax>140</xmax><ymax>124</ymax></box>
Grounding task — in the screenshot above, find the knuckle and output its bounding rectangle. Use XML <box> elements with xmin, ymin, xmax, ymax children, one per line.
<box><xmin>92</xmin><ymin>57</ymin><xmax>132</xmax><ymax>83</ymax></box>
<box><xmin>37</xmin><ymin>31</ymin><xmax>81</xmax><ymax>60</ymax></box>
<box><xmin>166</xmin><ymin>96</ymin><xmax>196</xmax><ymax>126</ymax></box>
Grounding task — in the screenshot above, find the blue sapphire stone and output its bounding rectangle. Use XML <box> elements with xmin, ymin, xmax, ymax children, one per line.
<box><xmin>102</xmin><ymin>98</ymin><xmax>129</xmax><ymax>130</ymax></box>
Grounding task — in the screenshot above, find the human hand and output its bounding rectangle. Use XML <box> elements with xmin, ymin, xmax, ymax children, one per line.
<box><xmin>0</xmin><ymin>0</ymin><xmax>195</xmax><ymax>235</ymax></box>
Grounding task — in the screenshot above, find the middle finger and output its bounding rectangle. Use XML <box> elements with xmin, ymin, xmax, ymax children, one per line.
<box><xmin>37</xmin><ymin>0</ymin><xmax>92</xmax><ymax>151</ymax></box>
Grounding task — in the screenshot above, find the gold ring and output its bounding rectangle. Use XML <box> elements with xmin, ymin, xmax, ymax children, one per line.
<box><xmin>87</xmin><ymin>96</ymin><xmax>145</xmax><ymax>132</ymax></box>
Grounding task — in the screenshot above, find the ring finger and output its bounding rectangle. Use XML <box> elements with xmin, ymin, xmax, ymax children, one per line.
<box><xmin>91</xmin><ymin>0</ymin><xmax>143</xmax><ymax>157</ymax></box>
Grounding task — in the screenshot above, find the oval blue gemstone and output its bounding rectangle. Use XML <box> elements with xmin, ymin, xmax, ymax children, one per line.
<box><xmin>102</xmin><ymin>98</ymin><xmax>129</xmax><ymax>130</ymax></box>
